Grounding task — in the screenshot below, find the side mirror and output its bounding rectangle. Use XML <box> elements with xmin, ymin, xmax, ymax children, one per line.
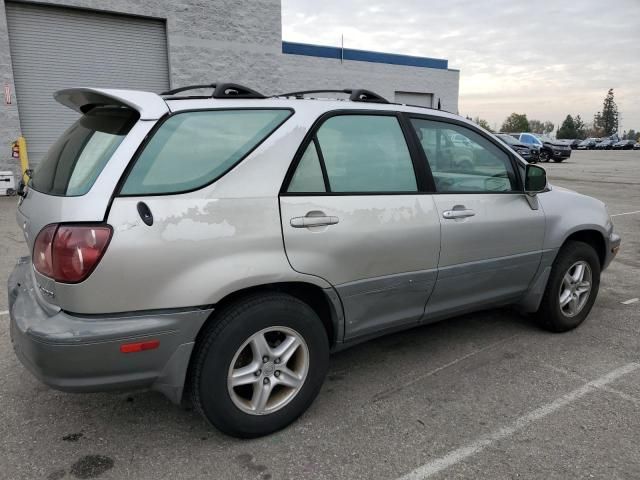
<box><xmin>524</xmin><ymin>164</ymin><xmax>547</xmax><ymax>195</ymax></box>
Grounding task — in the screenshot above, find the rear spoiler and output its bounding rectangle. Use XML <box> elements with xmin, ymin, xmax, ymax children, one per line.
<box><xmin>54</xmin><ymin>88</ymin><xmax>169</xmax><ymax>120</ymax></box>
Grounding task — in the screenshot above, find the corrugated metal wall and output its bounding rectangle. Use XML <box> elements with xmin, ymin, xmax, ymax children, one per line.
<box><xmin>5</xmin><ymin>2</ymin><xmax>169</xmax><ymax>163</ymax></box>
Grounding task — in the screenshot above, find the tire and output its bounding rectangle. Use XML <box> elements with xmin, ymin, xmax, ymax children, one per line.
<box><xmin>539</xmin><ymin>150</ymin><xmax>550</xmax><ymax>162</ymax></box>
<box><xmin>189</xmin><ymin>293</ymin><xmax>329</xmax><ymax>438</ymax></box>
<box><xmin>553</xmin><ymin>158</ymin><xmax>564</xmax><ymax>163</ymax></box>
<box><xmin>535</xmin><ymin>241</ymin><xmax>601</xmax><ymax>332</ymax></box>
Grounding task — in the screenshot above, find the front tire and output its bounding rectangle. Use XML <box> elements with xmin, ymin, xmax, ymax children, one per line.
<box><xmin>189</xmin><ymin>293</ymin><xmax>329</xmax><ymax>438</ymax></box>
<box><xmin>539</xmin><ymin>150</ymin><xmax>550</xmax><ymax>162</ymax></box>
<box><xmin>535</xmin><ymin>241</ymin><xmax>601</xmax><ymax>332</ymax></box>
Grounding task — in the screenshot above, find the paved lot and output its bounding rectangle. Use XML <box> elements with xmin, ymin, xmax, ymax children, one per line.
<box><xmin>1</xmin><ymin>150</ymin><xmax>639</xmax><ymax>480</ymax></box>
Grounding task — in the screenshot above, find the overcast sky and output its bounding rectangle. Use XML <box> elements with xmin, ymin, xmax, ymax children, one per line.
<box><xmin>282</xmin><ymin>0</ymin><xmax>640</xmax><ymax>134</ymax></box>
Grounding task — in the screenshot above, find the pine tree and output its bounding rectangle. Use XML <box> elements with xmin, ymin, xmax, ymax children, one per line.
<box><xmin>595</xmin><ymin>89</ymin><xmax>619</xmax><ymax>136</ymax></box>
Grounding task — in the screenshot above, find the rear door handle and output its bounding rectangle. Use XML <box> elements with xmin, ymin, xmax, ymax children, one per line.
<box><xmin>290</xmin><ymin>215</ymin><xmax>339</xmax><ymax>228</ymax></box>
<box><xmin>442</xmin><ymin>209</ymin><xmax>475</xmax><ymax>219</ymax></box>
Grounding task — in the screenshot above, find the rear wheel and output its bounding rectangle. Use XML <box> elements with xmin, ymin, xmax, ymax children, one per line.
<box><xmin>535</xmin><ymin>241</ymin><xmax>600</xmax><ymax>332</ymax></box>
<box><xmin>189</xmin><ymin>293</ymin><xmax>329</xmax><ymax>438</ymax></box>
<box><xmin>553</xmin><ymin>158</ymin><xmax>564</xmax><ymax>163</ymax></box>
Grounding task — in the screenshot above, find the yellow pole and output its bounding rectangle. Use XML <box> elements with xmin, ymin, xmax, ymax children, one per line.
<box><xmin>17</xmin><ymin>136</ymin><xmax>30</xmax><ymax>183</ymax></box>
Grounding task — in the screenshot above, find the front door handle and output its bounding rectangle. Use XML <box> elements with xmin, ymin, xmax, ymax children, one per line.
<box><xmin>290</xmin><ymin>214</ymin><xmax>339</xmax><ymax>228</ymax></box>
<box><xmin>442</xmin><ymin>208</ymin><xmax>475</xmax><ymax>219</ymax></box>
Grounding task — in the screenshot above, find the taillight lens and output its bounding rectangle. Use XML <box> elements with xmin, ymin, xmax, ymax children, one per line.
<box><xmin>33</xmin><ymin>224</ymin><xmax>57</xmax><ymax>278</ymax></box>
<box><xmin>33</xmin><ymin>224</ymin><xmax>112</xmax><ymax>283</ymax></box>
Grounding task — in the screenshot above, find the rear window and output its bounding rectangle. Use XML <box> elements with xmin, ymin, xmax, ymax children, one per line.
<box><xmin>120</xmin><ymin>109</ymin><xmax>292</xmax><ymax>195</ymax></box>
<box><xmin>30</xmin><ymin>106</ymin><xmax>139</xmax><ymax>196</ymax></box>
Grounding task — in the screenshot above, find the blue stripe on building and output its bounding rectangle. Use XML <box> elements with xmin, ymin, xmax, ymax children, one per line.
<box><xmin>282</xmin><ymin>41</ymin><xmax>448</xmax><ymax>70</ymax></box>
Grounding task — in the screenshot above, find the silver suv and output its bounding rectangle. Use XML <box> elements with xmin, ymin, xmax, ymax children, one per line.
<box><xmin>9</xmin><ymin>84</ymin><xmax>620</xmax><ymax>438</ymax></box>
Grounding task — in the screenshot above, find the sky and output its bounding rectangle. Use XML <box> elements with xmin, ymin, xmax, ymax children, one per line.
<box><xmin>282</xmin><ymin>0</ymin><xmax>640</xmax><ymax>134</ymax></box>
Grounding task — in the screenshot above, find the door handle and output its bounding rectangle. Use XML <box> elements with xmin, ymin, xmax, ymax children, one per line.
<box><xmin>290</xmin><ymin>215</ymin><xmax>339</xmax><ymax>228</ymax></box>
<box><xmin>442</xmin><ymin>209</ymin><xmax>475</xmax><ymax>219</ymax></box>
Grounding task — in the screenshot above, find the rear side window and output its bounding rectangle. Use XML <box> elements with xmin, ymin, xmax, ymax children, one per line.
<box><xmin>287</xmin><ymin>114</ymin><xmax>417</xmax><ymax>193</ymax></box>
<box><xmin>120</xmin><ymin>109</ymin><xmax>292</xmax><ymax>195</ymax></box>
<box><xmin>30</xmin><ymin>107</ymin><xmax>139</xmax><ymax>196</ymax></box>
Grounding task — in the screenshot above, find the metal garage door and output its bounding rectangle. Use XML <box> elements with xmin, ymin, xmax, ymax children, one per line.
<box><xmin>394</xmin><ymin>91</ymin><xmax>434</xmax><ymax>108</ymax></box>
<box><xmin>5</xmin><ymin>2</ymin><xmax>169</xmax><ymax>164</ymax></box>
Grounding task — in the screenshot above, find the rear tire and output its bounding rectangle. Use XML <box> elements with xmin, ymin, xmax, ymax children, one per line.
<box><xmin>535</xmin><ymin>241</ymin><xmax>600</xmax><ymax>332</ymax></box>
<box><xmin>189</xmin><ymin>293</ymin><xmax>329</xmax><ymax>438</ymax></box>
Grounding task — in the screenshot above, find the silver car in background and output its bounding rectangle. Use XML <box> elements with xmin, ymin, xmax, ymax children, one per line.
<box><xmin>9</xmin><ymin>84</ymin><xmax>620</xmax><ymax>438</ymax></box>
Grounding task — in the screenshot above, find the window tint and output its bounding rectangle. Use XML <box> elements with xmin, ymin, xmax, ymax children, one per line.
<box><xmin>314</xmin><ymin>115</ymin><xmax>416</xmax><ymax>193</ymax></box>
<box><xmin>410</xmin><ymin>118</ymin><xmax>517</xmax><ymax>193</ymax></box>
<box><xmin>30</xmin><ymin>107</ymin><xmax>139</xmax><ymax>196</ymax></box>
<box><xmin>121</xmin><ymin>109</ymin><xmax>291</xmax><ymax>195</ymax></box>
<box><xmin>287</xmin><ymin>141</ymin><xmax>326</xmax><ymax>192</ymax></box>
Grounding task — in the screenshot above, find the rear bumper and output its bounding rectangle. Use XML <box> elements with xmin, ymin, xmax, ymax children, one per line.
<box><xmin>8</xmin><ymin>257</ymin><xmax>212</xmax><ymax>403</ymax></box>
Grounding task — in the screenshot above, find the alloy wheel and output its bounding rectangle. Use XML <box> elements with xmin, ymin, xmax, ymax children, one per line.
<box><xmin>227</xmin><ymin>326</ymin><xmax>309</xmax><ymax>415</ymax></box>
<box><xmin>558</xmin><ymin>260</ymin><xmax>592</xmax><ymax>317</ymax></box>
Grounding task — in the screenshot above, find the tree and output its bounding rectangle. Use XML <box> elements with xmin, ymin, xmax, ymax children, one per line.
<box><xmin>574</xmin><ymin>115</ymin><xmax>587</xmax><ymax>139</ymax></box>
<box><xmin>473</xmin><ymin>116</ymin><xmax>493</xmax><ymax>132</ymax></box>
<box><xmin>594</xmin><ymin>89</ymin><xmax>619</xmax><ymax>136</ymax></box>
<box><xmin>501</xmin><ymin>113</ymin><xmax>529</xmax><ymax>133</ymax></box>
<box><xmin>529</xmin><ymin>119</ymin><xmax>555</xmax><ymax>134</ymax></box>
<box><xmin>624</xmin><ymin>129</ymin><xmax>636</xmax><ymax>140</ymax></box>
<box><xmin>557</xmin><ymin>115</ymin><xmax>576</xmax><ymax>139</ymax></box>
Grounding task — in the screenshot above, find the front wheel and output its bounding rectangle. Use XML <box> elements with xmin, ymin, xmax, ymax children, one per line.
<box><xmin>539</xmin><ymin>150</ymin><xmax>550</xmax><ymax>162</ymax></box>
<box><xmin>535</xmin><ymin>241</ymin><xmax>600</xmax><ymax>332</ymax></box>
<box><xmin>189</xmin><ymin>293</ymin><xmax>329</xmax><ymax>438</ymax></box>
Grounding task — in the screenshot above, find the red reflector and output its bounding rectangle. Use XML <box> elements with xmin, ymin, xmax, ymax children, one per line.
<box><xmin>120</xmin><ymin>340</ymin><xmax>160</xmax><ymax>353</ymax></box>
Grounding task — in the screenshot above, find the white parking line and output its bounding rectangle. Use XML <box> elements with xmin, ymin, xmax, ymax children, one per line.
<box><xmin>622</xmin><ymin>298</ymin><xmax>639</xmax><ymax>305</ymax></box>
<box><xmin>611</xmin><ymin>210</ymin><xmax>640</xmax><ymax>217</ymax></box>
<box><xmin>0</xmin><ymin>310</ymin><xmax>8</xmax><ymax>316</ymax></box>
<box><xmin>395</xmin><ymin>363</ymin><xmax>640</xmax><ymax>480</ymax></box>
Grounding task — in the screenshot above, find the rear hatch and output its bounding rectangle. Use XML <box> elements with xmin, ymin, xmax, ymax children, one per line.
<box><xmin>17</xmin><ymin>88</ymin><xmax>168</xmax><ymax>308</ymax></box>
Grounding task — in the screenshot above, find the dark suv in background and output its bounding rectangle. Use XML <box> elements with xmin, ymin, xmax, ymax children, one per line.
<box><xmin>495</xmin><ymin>133</ymin><xmax>539</xmax><ymax>162</ymax></box>
<box><xmin>512</xmin><ymin>133</ymin><xmax>572</xmax><ymax>162</ymax></box>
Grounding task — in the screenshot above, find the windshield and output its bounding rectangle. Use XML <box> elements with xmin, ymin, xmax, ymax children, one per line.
<box><xmin>534</xmin><ymin>134</ymin><xmax>553</xmax><ymax>142</ymax></box>
<box><xmin>29</xmin><ymin>106</ymin><xmax>139</xmax><ymax>196</ymax></box>
<box><xmin>496</xmin><ymin>134</ymin><xmax>517</xmax><ymax>145</ymax></box>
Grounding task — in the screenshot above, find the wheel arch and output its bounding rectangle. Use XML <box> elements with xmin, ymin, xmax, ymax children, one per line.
<box><xmin>561</xmin><ymin>229</ymin><xmax>606</xmax><ymax>268</ymax></box>
<box><xmin>194</xmin><ymin>281</ymin><xmax>343</xmax><ymax>351</ymax></box>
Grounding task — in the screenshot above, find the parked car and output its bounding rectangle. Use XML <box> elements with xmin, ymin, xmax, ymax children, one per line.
<box><xmin>512</xmin><ymin>132</ymin><xmax>572</xmax><ymax>162</ymax></box>
<box><xmin>568</xmin><ymin>139</ymin><xmax>582</xmax><ymax>150</ymax></box>
<box><xmin>596</xmin><ymin>139</ymin><xmax>614</xmax><ymax>150</ymax></box>
<box><xmin>577</xmin><ymin>138</ymin><xmax>597</xmax><ymax>150</ymax></box>
<box><xmin>613</xmin><ymin>140</ymin><xmax>636</xmax><ymax>150</ymax></box>
<box><xmin>9</xmin><ymin>84</ymin><xmax>620</xmax><ymax>438</ymax></box>
<box><xmin>495</xmin><ymin>133</ymin><xmax>539</xmax><ymax>162</ymax></box>
<box><xmin>633</xmin><ymin>142</ymin><xmax>640</xmax><ymax>150</ymax></box>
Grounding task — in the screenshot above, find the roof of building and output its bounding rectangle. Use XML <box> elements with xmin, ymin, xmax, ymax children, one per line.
<box><xmin>282</xmin><ymin>41</ymin><xmax>449</xmax><ymax>70</ymax></box>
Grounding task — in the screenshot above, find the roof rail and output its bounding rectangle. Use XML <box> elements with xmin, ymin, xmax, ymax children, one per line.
<box><xmin>275</xmin><ymin>88</ymin><xmax>389</xmax><ymax>104</ymax></box>
<box><xmin>160</xmin><ymin>83</ymin><xmax>265</xmax><ymax>99</ymax></box>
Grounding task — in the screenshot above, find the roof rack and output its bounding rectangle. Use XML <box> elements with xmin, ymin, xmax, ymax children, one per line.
<box><xmin>160</xmin><ymin>83</ymin><xmax>265</xmax><ymax>99</ymax></box>
<box><xmin>276</xmin><ymin>88</ymin><xmax>389</xmax><ymax>104</ymax></box>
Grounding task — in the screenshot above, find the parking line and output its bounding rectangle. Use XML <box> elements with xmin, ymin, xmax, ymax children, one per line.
<box><xmin>395</xmin><ymin>363</ymin><xmax>640</xmax><ymax>480</ymax></box>
<box><xmin>611</xmin><ymin>210</ymin><xmax>640</xmax><ymax>217</ymax></box>
<box><xmin>0</xmin><ymin>310</ymin><xmax>8</xmax><ymax>316</ymax></box>
<box><xmin>622</xmin><ymin>298</ymin><xmax>639</xmax><ymax>305</ymax></box>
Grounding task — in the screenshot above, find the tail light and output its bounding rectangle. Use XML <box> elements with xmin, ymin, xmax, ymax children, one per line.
<box><xmin>33</xmin><ymin>224</ymin><xmax>112</xmax><ymax>283</ymax></box>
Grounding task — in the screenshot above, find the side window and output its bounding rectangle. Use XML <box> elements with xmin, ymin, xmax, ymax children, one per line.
<box><xmin>410</xmin><ymin>118</ymin><xmax>517</xmax><ymax>193</ymax></box>
<box><xmin>302</xmin><ymin>114</ymin><xmax>417</xmax><ymax>193</ymax></box>
<box><xmin>121</xmin><ymin>109</ymin><xmax>291</xmax><ymax>195</ymax></box>
<box><xmin>287</xmin><ymin>141</ymin><xmax>326</xmax><ymax>192</ymax></box>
